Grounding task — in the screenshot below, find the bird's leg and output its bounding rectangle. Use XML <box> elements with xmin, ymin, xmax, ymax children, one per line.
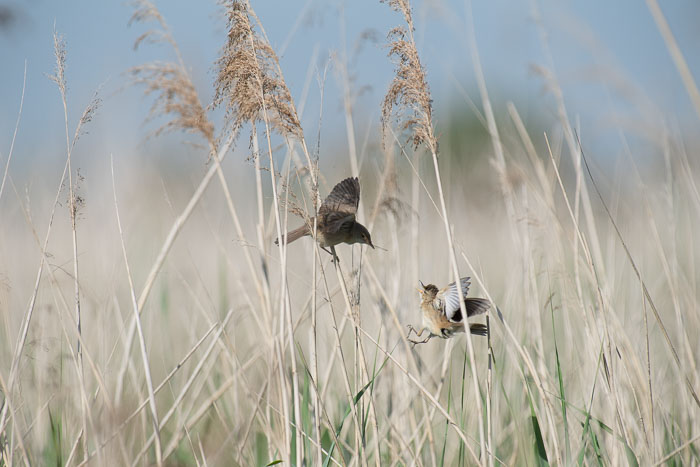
<box><xmin>407</xmin><ymin>335</ymin><xmax>432</xmax><ymax>345</ymax></box>
<box><xmin>406</xmin><ymin>324</ymin><xmax>423</xmax><ymax>338</ymax></box>
<box><xmin>330</xmin><ymin>246</ymin><xmax>340</xmax><ymax>264</ymax></box>
<box><xmin>320</xmin><ymin>246</ymin><xmax>340</xmax><ymax>263</ymax></box>
<box><xmin>407</xmin><ymin>326</ymin><xmax>431</xmax><ymax>345</ymax></box>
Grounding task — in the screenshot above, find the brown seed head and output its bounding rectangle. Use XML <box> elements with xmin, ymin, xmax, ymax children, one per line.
<box><xmin>129</xmin><ymin>0</ymin><xmax>215</xmax><ymax>145</ymax></box>
<box><xmin>214</xmin><ymin>0</ymin><xmax>302</xmax><ymax>139</ymax></box>
<box><xmin>381</xmin><ymin>0</ymin><xmax>437</xmax><ymax>154</ymax></box>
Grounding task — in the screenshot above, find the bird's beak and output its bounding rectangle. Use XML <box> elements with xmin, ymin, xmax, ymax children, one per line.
<box><xmin>419</xmin><ymin>280</ymin><xmax>425</xmax><ymax>290</ymax></box>
<box><xmin>369</xmin><ymin>241</ymin><xmax>375</xmax><ymax>249</ymax></box>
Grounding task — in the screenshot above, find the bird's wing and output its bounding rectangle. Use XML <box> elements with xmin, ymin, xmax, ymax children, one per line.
<box><xmin>319</xmin><ymin>177</ymin><xmax>360</xmax><ymax>221</ymax></box>
<box><xmin>324</xmin><ymin>213</ymin><xmax>356</xmax><ymax>234</ymax></box>
<box><xmin>437</xmin><ymin>277</ymin><xmax>471</xmax><ymax>321</ymax></box>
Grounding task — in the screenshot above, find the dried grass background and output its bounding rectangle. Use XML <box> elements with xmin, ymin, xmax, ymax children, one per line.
<box><xmin>1</xmin><ymin>0</ymin><xmax>699</xmax><ymax>465</ymax></box>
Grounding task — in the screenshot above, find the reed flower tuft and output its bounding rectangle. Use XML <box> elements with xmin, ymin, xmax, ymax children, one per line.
<box><xmin>214</xmin><ymin>0</ymin><xmax>302</xmax><ymax>139</ymax></box>
<box><xmin>381</xmin><ymin>0</ymin><xmax>437</xmax><ymax>153</ymax></box>
<box><xmin>129</xmin><ymin>0</ymin><xmax>215</xmax><ymax>145</ymax></box>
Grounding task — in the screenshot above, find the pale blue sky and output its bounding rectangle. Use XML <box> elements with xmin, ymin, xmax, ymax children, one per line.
<box><xmin>1</xmin><ymin>1</ymin><xmax>699</xmax><ymax>169</ymax></box>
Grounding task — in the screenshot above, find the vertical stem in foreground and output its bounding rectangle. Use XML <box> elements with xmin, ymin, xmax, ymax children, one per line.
<box><xmin>429</xmin><ymin>150</ymin><xmax>486</xmax><ymax>463</ymax></box>
<box><xmin>111</xmin><ymin>156</ymin><xmax>163</xmax><ymax>466</ymax></box>
<box><xmin>51</xmin><ymin>30</ymin><xmax>99</xmax><ymax>462</ymax></box>
<box><xmin>463</xmin><ymin>6</ymin><xmax>512</xmax><ymax>465</ymax></box>
<box><xmin>381</xmin><ymin>0</ymin><xmax>486</xmax><ymax>459</ymax></box>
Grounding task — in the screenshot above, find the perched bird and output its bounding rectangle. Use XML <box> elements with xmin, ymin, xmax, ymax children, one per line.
<box><xmin>275</xmin><ymin>177</ymin><xmax>374</xmax><ymax>261</ymax></box>
<box><xmin>407</xmin><ymin>277</ymin><xmax>490</xmax><ymax>344</ymax></box>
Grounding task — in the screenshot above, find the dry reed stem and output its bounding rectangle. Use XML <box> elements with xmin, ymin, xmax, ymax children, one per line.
<box><xmin>530</xmin><ymin>2</ymin><xmax>606</xmax><ymax>278</ymax></box>
<box><xmin>315</xmin><ymin>251</ymin><xmax>365</xmax><ymax>465</ymax></box>
<box><xmin>132</xmin><ymin>308</ymin><xmax>235</xmax><ymax>464</ymax></box>
<box><xmin>531</xmin><ymin>2</ymin><xmax>636</xmax><ymax>454</ymax></box>
<box><xmin>463</xmin><ymin>6</ymin><xmax>531</xmax><ymax>464</ymax></box>
<box><xmin>296</xmin><ymin>352</ymin><xmax>349</xmax><ymax>467</ymax></box>
<box><xmin>43</xmin><ymin>270</ymin><xmax>107</xmax><ymax>465</ymax></box>
<box><xmin>88</xmin><ymin>322</ymin><xmax>218</xmax><ymax>459</ymax></box>
<box><xmin>213</xmin><ymin>2</ymin><xmax>310</xmax><ymax>460</ymax></box>
<box><xmin>114</xmin><ymin>130</ymin><xmax>236</xmax><ymax>403</ymax></box>
<box><xmin>332</xmin><ymin>260</ymin><xmax>376</xmax><ymax>466</ymax></box>
<box><xmin>358</xmin><ymin>327</ymin><xmax>483</xmax><ymax>464</ymax></box>
<box><xmin>50</xmin><ymin>29</ymin><xmax>91</xmax><ymax>460</ymax></box>
<box><xmin>577</xmin><ymin>139</ymin><xmax>700</xmax><ymax>408</ymax></box>
<box><xmin>381</xmin><ymin>7</ymin><xmax>484</xmax><ymax>458</ymax></box>
<box><xmin>0</xmin><ymin>61</ymin><xmax>25</xmax><ymax>205</ymax></box>
<box><xmin>308</xmin><ymin>66</ymin><xmax>325</xmax><ymax>458</ymax></box>
<box><xmin>130</xmin><ymin>8</ymin><xmax>268</xmax><ymax>349</ymax></box>
<box><xmin>382</xmin><ymin>0</ymin><xmax>487</xmax><ymax>459</ymax></box>
<box><xmin>111</xmin><ymin>155</ymin><xmax>163</xmax><ymax>465</ymax></box>
<box><xmin>244</xmin><ymin>4</ymin><xmax>318</xmax><ymax>191</ymax></box>
<box><xmin>382</xmin><ymin>125</ymin><xmax>470</xmax><ymax>462</ymax></box>
<box><xmin>0</xmin><ymin>370</ymin><xmax>30</xmax><ymax>467</ymax></box>
<box><xmin>336</xmin><ymin>30</ymin><xmax>383</xmax><ymax>462</ymax></box>
<box><xmin>653</xmin><ymin>431</ymin><xmax>700</xmax><ymax>466</ymax></box>
<box><xmin>6</xmin><ymin>177</ymin><xmax>131</xmax><ymax>465</ymax></box>
<box><xmin>454</xmin><ymin>239</ymin><xmax>565</xmax><ymax>467</ymax></box>
<box><xmin>64</xmin><ymin>428</ymin><xmax>84</xmax><ymax>466</ymax></box>
<box><xmin>331</xmin><ymin>39</ymin><xmax>383</xmax><ymax>458</ymax></box>
<box><xmin>0</xmin><ymin>138</ymin><xmax>70</xmax><ymax>437</ymax></box>
<box><xmin>645</xmin><ymin>0</ymin><xmax>700</xmax><ymax>122</ymax></box>
<box><xmin>542</xmin><ymin>133</ymin><xmax>604</xmax><ymax>458</ymax></box>
<box><xmin>364</xmin><ymin>259</ymin><xmax>458</xmax><ymax>465</ymax></box>
<box><xmin>119</xmin><ymin>1</ymin><xmax>268</xmax><ymax>410</ymax></box>
<box><xmin>429</xmin><ymin>151</ymin><xmax>487</xmax><ymax>455</ymax></box>
<box><xmin>281</xmin><ymin>162</ymin><xmax>303</xmax><ymax>465</ymax></box>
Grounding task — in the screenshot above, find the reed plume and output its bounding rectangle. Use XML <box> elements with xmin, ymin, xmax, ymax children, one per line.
<box><xmin>381</xmin><ymin>0</ymin><xmax>437</xmax><ymax>153</ymax></box>
<box><xmin>214</xmin><ymin>0</ymin><xmax>302</xmax><ymax>139</ymax></box>
<box><xmin>129</xmin><ymin>0</ymin><xmax>215</xmax><ymax>146</ymax></box>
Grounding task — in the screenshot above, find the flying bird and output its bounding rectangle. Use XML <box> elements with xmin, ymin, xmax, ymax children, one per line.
<box><xmin>275</xmin><ymin>177</ymin><xmax>374</xmax><ymax>261</ymax></box>
<box><xmin>407</xmin><ymin>277</ymin><xmax>490</xmax><ymax>344</ymax></box>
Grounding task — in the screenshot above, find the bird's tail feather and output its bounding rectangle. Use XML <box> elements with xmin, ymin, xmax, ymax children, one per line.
<box><xmin>274</xmin><ymin>225</ymin><xmax>309</xmax><ymax>245</ymax></box>
<box><xmin>465</xmin><ymin>298</ymin><xmax>490</xmax><ymax>317</ymax></box>
<box><xmin>469</xmin><ymin>324</ymin><xmax>488</xmax><ymax>336</ymax></box>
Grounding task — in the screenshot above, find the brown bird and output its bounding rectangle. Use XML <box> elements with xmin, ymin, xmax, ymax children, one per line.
<box><xmin>407</xmin><ymin>277</ymin><xmax>490</xmax><ymax>344</ymax></box>
<box><xmin>275</xmin><ymin>177</ymin><xmax>374</xmax><ymax>261</ymax></box>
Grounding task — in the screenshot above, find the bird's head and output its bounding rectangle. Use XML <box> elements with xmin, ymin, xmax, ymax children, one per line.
<box><xmin>417</xmin><ymin>281</ymin><xmax>439</xmax><ymax>300</ymax></box>
<box><xmin>351</xmin><ymin>223</ymin><xmax>374</xmax><ymax>249</ymax></box>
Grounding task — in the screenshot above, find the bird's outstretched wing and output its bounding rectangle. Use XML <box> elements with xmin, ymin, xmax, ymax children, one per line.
<box><xmin>437</xmin><ymin>277</ymin><xmax>471</xmax><ymax>321</ymax></box>
<box><xmin>319</xmin><ymin>177</ymin><xmax>360</xmax><ymax>229</ymax></box>
<box><xmin>319</xmin><ymin>177</ymin><xmax>360</xmax><ymax>217</ymax></box>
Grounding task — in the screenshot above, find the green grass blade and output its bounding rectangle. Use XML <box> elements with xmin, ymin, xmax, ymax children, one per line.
<box><xmin>525</xmin><ymin>378</ymin><xmax>549</xmax><ymax>466</ymax></box>
<box><xmin>321</xmin><ymin>348</ymin><xmax>393</xmax><ymax>467</ymax></box>
<box><xmin>548</xmin><ymin>287</ymin><xmax>570</xmax><ymax>463</ymax></box>
<box><xmin>530</xmin><ymin>413</ymin><xmax>549</xmax><ymax>466</ymax></box>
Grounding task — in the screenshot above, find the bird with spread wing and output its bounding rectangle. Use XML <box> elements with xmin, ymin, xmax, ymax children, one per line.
<box><xmin>407</xmin><ymin>276</ymin><xmax>490</xmax><ymax>344</ymax></box>
<box><xmin>275</xmin><ymin>177</ymin><xmax>374</xmax><ymax>261</ymax></box>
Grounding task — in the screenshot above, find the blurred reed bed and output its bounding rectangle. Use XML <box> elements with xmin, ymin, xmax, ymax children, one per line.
<box><xmin>0</xmin><ymin>0</ymin><xmax>698</xmax><ymax>465</ymax></box>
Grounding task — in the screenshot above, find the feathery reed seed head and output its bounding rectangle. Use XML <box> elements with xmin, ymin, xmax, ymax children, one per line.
<box><xmin>381</xmin><ymin>0</ymin><xmax>437</xmax><ymax>153</ymax></box>
<box><xmin>49</xmin><ymin>30</ymin><xmax>67</xmax><ymax>96</ymax></box>
<box><xmin>131</xmin><ymin>63</ymin><xmax>215</xmax><ymax>144</ymax></box>
<box><xmin>129</xmin><ymin>1</ymin><xmax>215</xmax><ymax>145</ymax></box>
<box><xmin>214</xmin><ymin>0</ymin><xmax>302</xmax><ymax>139</ymax></box>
